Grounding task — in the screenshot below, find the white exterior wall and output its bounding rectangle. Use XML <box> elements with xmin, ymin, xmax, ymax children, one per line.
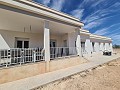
<box><xmin>80</xmin><ymin>34</ymin><xmax>92</xmax><ymax>55</ymax></box>
<box><xmin>105</xmin><ymin>43</ymin><xmax>113</xmax><ymax>52</ymax></box>
<box><xmin>68</xmin><ymin>30</ymin><xmax>81</xmax><ymax>56</ymax></box>
<box><xmin>68</xmin><ymin>32</ymin><xmax>76</xmax><ymax>48</ymax></box>
<box><xmin>110</xmin><ymin>43</ymin><xmax>113</xmax><ymax>52</ymax></box>
<box><xmin>0</xmin><ymin>30</ymin><xmax>113</xmax><ymax>55</ymax></box>
<box><xmin>94</xmin><ymin>42</ymin><xmax>99</xmax><ymax>52</ymax></box>
<box><xmin>0</xmin><ymin>30</ymin><xmax>70</xmax><ymax>49</ymax></box>
<box><xmin>50</xmin><ymin>34</ymin><xmax>63</xmax><ymax>47</ymax></box>
<box><xmin>50</xmin><ymin>34</ymin><xmax>69</xmax><ymax>47</ymax></box>
<box><xmin>105</xmin><ymin>43</ymin><xmax>110</xmax><ymax>51</ymax></box>
<box><xmin>85</xmin><ymin>39</ymin><xmax>92</xmax><ymax>54</ymax></box>
<box><xmin>91</xmin><ymin>37</ymin><xmax>112</xmax><ymax>52</ymax></box>
<box><xmin>0</xmin><ymin>30</ymin><xmax>44</xmax><ymax>49</ymax></box>
<box><xmin>100</xmin><ymin>43</ymin><xmax>104</xmax><ymax>51</ymax></box>
<box><xmin>61</xmin><ymin>34</ymin><xmax>69</xmax><ymax>47</ymax></box>
<box><xmin>0</xmin><ymin>34</ymin><xmax>10</xmax><ymax>49</ymax></box>
<box><xmin>91</xmin><ymin>39</ymin><xmax>108</xmax><ymax>52</ymax></box>
<box><xmin>90</xmin><ymin>42</ymin><xmax>93</xmax><ymax>52</ymax></box>
<box><xmin>68</xmin><ymin>31</ymin><xmax>77</xmax><ymax>55</ymax></box>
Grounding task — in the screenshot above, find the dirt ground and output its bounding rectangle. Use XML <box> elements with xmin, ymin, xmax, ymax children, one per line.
<box><xmin>35</xmin><ymin>58</ymin><xmax>120</xmax><ymax>90</ymax></box>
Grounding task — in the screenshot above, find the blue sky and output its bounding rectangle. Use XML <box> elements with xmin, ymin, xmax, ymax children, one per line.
<box><xmin>33</xmin><ymin>0</ymin><xmax>120</xmax><ymax>45</ymax></box>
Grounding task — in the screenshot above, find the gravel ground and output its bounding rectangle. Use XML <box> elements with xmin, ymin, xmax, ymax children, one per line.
<box><xmin>34</xmin><ymin>58</ymin><xmax>120</xmax><ymax>90</ymax></box>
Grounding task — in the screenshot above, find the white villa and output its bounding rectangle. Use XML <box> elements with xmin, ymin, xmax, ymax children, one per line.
<box><xmin>0</xmin><ymin>0</ymin><xmax>113</xmax><ymax>84</ymax></box>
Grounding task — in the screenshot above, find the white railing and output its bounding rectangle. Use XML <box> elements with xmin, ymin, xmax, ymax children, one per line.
<box><xmin>81</xmin><ymin>48</ymin><xmax>88</xmax><ymax>54</ymax></box>
<box><xmin>0</xmin><ymin>48</ymin><xmax>44</xmax><ymax>67</ymax></box>
<box><xmin>81</xmin><ymin>48</ymin><xmax>88</xmax><ymax>57</ymax></box>
<box><xmin>0</xmin><ymin>47</ymin><xmax>79</xmax><ymax>67</ymax></box>
<box><xmin>50</xmin><ymin>47</ymin><xmax>78</xmax><ymax>59</ymax></box>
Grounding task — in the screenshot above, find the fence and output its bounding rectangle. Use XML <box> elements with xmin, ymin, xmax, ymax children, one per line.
<box><xmin>0</xmin><ymin>48</ymin><xmax>44</xmax><ymax>67</ymax></box>
<box><xmin>50</xmin><ymin>47</ymin><xmax>78</xmax><ymax>59</ymax></box>
<box><xmin>81</xmin><ymin>48</ymin><xmax>88</xmax><ymax>54</ymax></box>
<box><xmin>0</xmin><ymin>47</ymin><xmax>79</xmax><ymax>68</ymax></box>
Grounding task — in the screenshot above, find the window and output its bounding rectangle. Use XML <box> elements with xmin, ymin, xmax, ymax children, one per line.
<box><xmin>17</xmin><ymin>40</ymin><xmax>23</xmax><ymax>48</ymax></box>
<box><xmin>50</xmin><ymin>40</ymin><xmax>56</xmax><ymax>47</ymax></box>
<box><xmin>15</xmin><ymin>38</ymin><xmax>29</xmax><ymax>48</ymax></box>
<box><xmin>24</xmin><ymin>41</ymin><xmax>29</xmax><ymax>48</ymax></box>
<box><xmin>63</xmin><ymin>40</ymin><xmax>67</xmax><ymax>47</ymax></box>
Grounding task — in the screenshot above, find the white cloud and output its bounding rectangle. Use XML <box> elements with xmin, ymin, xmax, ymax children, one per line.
<box><xmin>84</xmin><ymin>21</ymin><xmax>102</xmax><ymax>30</ymax></box>
<box><xmin>108</xmin><ymin>33</ymin><xmax>120</xmax><ymax>44</ymax></box>
<box><xmin>70</xmin><ymin>9</ymin><xmax>84</xmax><ymax>20</ymax></box>
<box><xmin>93</xmin><ymin>22</ymin><xmax>120</xmax><ymax>45</ymax></box>
<box><xmin>93</xmin><ymin>23</ymin><xmax>120</xmax><ymax>35</ymax></box>
<box><xmin>42</xmin><ymin>0</ymin><xmax>51</xmax><ymax>5</ymax></box>
<box><xmin>83</xmin><ymin>2</ymin><xmax>120</xmax><ymax>24</ymax></box>
<box><xmin>70</xmin><ymin>0</ymin><xmax>97</xmax><ymax>20</ymax></box>
<box><xmin>34</xmin><ymin>0</ymin><xmax>51</xmax><ymax>5</ymax></box>
<box><xmin>93</xmin><ymin>28</ymin><xmax>108</xmax><ymax>35</ymax></box>
<box><xmin>50</xmin><ymin>0</ymin><xmax>65</xmax><ymax>11</ymax></box>
<box><xmin>91</xmin><ymin>0</ymin><xmax>106</xmax><ymax>7</ymax></box>
<box><xmin>83</xmin><ymin>15</ymin><xmax>114</xmax><ymax>30</ymax></box>
<box><xmin>78</xmin><ymin>0</ymin><xmax>96</xmax><ymax>8</ymax></box>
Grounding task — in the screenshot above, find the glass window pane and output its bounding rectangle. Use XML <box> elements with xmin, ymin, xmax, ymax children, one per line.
<box><xmin>24</xmin><ymin>41</ymin><xmax>29</xmax><ymax>48</ymax></box>
<box><xmin>17</xmin><ymin>40</ymin><xmax>22</xmax><ymax>48</ymax></box>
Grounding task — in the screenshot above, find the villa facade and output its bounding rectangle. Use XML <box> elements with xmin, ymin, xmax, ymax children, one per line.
<box><xmin>0</xmin><ymin>0</ymin><xmax>113</xmax><ymax>84</ymax></box>
<box><xmin>0</xmin><ymin>0</ymin><xmax>112</xmax><ymax>65</ymax></box>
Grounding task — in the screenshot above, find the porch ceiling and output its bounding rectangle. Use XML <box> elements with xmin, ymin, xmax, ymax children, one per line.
<box><xmin>0</xmin><ymin>8</ymin><xmax>76</xmax><ymax>34</ymax></box>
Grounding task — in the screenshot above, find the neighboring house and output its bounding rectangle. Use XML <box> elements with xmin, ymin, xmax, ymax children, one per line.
<box><xmin>0</xmin><ymin>0</ymin><xmax>112</xmax><ymax>84</ymax></box>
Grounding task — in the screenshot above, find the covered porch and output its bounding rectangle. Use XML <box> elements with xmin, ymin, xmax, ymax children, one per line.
<box><xmin>0</xmin><ymin>6</ymin><xmax>81</xmax><ymax>67</ymax></box>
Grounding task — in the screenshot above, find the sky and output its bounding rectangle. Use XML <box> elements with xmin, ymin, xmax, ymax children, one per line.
<box><xmin>33</xmin><ymin>0</ymin><xmax>120</xmax><ymax>45</ymax></box>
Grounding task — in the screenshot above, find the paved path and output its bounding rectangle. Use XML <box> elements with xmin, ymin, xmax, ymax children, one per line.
<box><xmin>0</xmin><ymin>54</ymin><xmax>120</xmax><ymax>90</ymax></box>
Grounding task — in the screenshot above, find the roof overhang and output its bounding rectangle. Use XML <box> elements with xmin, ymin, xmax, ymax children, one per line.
<box><xmin>90</xmin><ymin>34</ymin><xmax>112</xmax><ymax>41</ymax></box>
<box><xmin>0</xmin><ymin>6</ymin><xmax>77</xmax><ymax>34</ymax></box>
<box><xmin>0</xmin><ymin>0</ymin><xmax>84</xmax><ymax>27</ymax></box>
<box><xmin>80</xmin><ymin>29</ymin><xmax>90</xmax><ymax>35</ymax></box>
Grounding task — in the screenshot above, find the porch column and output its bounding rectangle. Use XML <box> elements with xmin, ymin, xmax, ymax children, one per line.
<box><xmin>105</xmin><ymin>43</ymin><xmax>109</xmax><ymax>51</ymax></box>
<box><xmin>94</xmin><ymin>42</ymin><xmax>99</xmax><ymax>52</ymax></box>
<box><xmin>44</xmin><ymin>21</ymin><xmax>50</xmax><ymax>61</ymax></box>
<box><xmin>90</xmin><ymin>42</ymin><xmax>93</xmax><ymax>52</ymax></box>
<box><xmin>85</xmin><ymin>39</ymin><xmax>92</xmax><ymax>55</ymax></box>
<box><xmin>76</xmin><ymin>28</ymin><xmax>81</xmax><ymax>56</ymax></box>
<box><xmin>100</xmin><ymin>43</ymin><xmax>104</xmax><ymax>52</ymax></box>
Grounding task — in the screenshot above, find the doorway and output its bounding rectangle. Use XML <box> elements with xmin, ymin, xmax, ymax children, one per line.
<box><xmin>50</xmin><ymin>40</ymin><xmax>57</xmax><ymax>59</ymax></box>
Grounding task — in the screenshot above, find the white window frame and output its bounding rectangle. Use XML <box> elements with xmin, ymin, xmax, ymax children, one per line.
<box><xmin>15</xmin><ymin>37</ymin><xmax>29</xmax><ymax>48</ymax></box>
